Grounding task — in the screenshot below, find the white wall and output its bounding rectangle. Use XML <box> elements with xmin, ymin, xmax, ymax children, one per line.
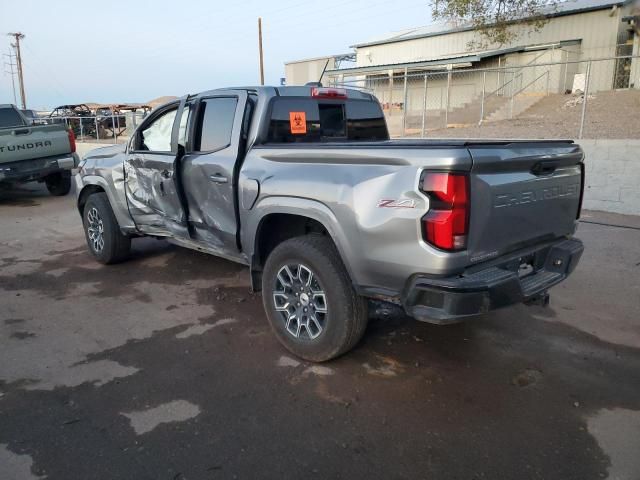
<box><xmin>356</xmin><ymin>8</ymin><xmax>625</xmax><ymax>69</ymax></box>
<box><xmin>581</xmin><ymin>139</ymin><xmax>640</xmax><ymax>215</ymax></box>
<box><xmin>285</xmin><ymin>57</ymin><xmax>336</xmax><ymax>86</ymax></box>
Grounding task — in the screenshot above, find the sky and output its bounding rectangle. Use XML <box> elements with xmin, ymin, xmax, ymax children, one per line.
<box><xmin>0</xmin><ymin>0</ymin><xmax>433</xmax><ymax>110</ymax></box>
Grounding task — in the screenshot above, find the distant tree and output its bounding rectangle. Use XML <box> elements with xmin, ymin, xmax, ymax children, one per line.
<box><xmin>431</xmin><ymin>0</ymin><xmax>559</xmax><ymax>48</ymax></box>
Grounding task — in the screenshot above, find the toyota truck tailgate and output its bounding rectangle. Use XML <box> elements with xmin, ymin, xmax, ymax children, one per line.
<box><xmin>467</xmin><ymin>142</ymin><xmax>583</xmax><ymax>263</ymax></box>
<box><xmin>0</xmin><ymin>124</ymin><xmax>72</xmax><ymax>165</ymax></box>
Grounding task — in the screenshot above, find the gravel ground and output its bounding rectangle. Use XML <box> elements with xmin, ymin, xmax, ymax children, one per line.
<box><xmin>423</xmin><ymin>90</ymin><xmax>640</xmax><ymax>140</ymax></box>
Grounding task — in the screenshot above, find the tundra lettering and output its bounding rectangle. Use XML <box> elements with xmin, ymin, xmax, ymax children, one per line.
<box><xmin>0</xmin><ymin>140</ymin><xmax>52</xmax><ymax>153</ymax></box>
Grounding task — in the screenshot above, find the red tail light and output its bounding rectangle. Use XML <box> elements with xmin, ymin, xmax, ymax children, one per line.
<box><xmin>420</xmin><ymin>172</ymin><xmax>469</xmax><ymax>251</ymax></box>
<box><xmin>311</xmin><ymin>87</ymin><xmax>347</xmax><ymax>99</ymax></box>
<box><xmin>67</xmin><ymin>128</ymin><xmax>76</xmax><ymax>153</ymax></box>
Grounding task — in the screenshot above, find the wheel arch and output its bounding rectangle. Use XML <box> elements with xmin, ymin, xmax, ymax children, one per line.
<box><xmin>77</xmin><ymin>183</ymin><xmax>106</xmax><ymax>216</ymax></box>
<box><xmin>76</xmin><ymin>175</ymin><xmax>136</xmax><ymax>234</ymax></box>
<box><xmin>247</xmin><ymin>199</ymin><xmax>357</xmax><ymax>292</ymax></box>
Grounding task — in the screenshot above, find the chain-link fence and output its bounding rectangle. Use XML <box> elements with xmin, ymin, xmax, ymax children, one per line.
<box><xmin>34</xmin><ymin>111</ymin><xmax>148</xmax><ymax>144</ymax></box>
<box><xmin>328</xmin><ymin>55</ymin><xmax>640</xmax><ymax>140</ymax></box>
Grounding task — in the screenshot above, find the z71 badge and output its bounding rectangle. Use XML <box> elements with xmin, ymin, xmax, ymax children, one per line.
<box><xmin>377</xmin><ymin>198</ymin><xmax>416</xmax><ymax>209</ymax></box>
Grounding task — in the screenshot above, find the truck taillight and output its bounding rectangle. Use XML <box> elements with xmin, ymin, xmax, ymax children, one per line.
<box><xmin>420</xmin><ymin>172</ymin><xmax>469</xmax><ymax>251</ymax></box>
<box><xmin>311</xmin><ymin>87</ymin><xmax>347</xmax><ymax>99</ymax></box>
<box><xmin>68</xmin><ymin>128</ymin><xmax>76</xmax><ymax>153</ymax></box>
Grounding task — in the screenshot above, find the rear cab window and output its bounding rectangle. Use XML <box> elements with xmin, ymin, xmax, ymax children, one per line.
<box><xmin>0</xmin><ymin>107</ymin><xmax>26</xmax><ymax>128</ymax></box>
<box><xmin>265</xmin><ymin>96</ymin><xmax>388</xmax><ymax>144</ymax></box>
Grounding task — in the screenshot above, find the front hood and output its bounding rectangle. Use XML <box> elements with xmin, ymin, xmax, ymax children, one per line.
<box><xmin>83</xmin><ymin>143</ymin><xmax>126</xmax><ymax>161</ymax></box>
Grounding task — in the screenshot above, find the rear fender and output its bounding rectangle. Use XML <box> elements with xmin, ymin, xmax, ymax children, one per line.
<box><xmin>245</xmin><ymin>196</ymin><xmax>358</xmax><ymax>290</ymax></box>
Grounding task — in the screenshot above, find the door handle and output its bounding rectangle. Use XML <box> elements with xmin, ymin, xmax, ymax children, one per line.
<box><xmin>209</xmin><ymin>173</ymin><xmax>228</xmax><ymax>184</ymax></box>
<box><xmin>161</xmin><ymin>169</ymin><xmax>172</xmax><ymax>179</ymax></box>
<box><xmin>530</xmin><ymin>162</ymin><xmax>557</xmax><ymax>176</ymax></box>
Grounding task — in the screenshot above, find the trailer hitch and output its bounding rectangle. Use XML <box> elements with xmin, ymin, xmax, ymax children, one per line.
<box><xmin>525</xmin><ymin>292</ymin><xmax>550</xmax><ymax>307</ymax></box>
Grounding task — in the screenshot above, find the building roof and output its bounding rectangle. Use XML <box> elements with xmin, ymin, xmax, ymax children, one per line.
<box><xmin>285</xmin><ymin>53</ymin><xmax>353</xmax><ymax>65</ymax></box>
<box><xmin>326</xmin><ymin>40</ymin><xmax>579</xmax><ymax>76</ymax></box>
<box><xmin>351</xmin><ymin>0</ymin><xmax>628</xmax><ymax>48</ymax></box>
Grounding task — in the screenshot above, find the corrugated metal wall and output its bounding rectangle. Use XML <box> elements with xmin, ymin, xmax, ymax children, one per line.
<box><xmin>355</xmin><ymin>9</ymin><xmax>623</xmax><ymax>69</ymax></box>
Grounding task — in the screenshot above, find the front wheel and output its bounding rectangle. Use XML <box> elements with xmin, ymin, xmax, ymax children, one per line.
<box><xmin>82</xmin><ymin>192</ymin><xmax>131</xmax><ymax>264</ymax></box>
<box><xmin>45</xmin><ymin>172</ymin><xmax>71</xmax><ymax>196</ymax></box>
<box><xmin>262</xmin><ymin>235</ymin><xmax>368</xmax><ymax>362</ymax></box>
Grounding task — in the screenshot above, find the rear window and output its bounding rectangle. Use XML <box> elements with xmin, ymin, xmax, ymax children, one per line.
<box><xmin>0</xmin><ymin>108</ymin><xmax>26</xmax><ymax>128</ymax></box>
<box><xmin>266</xmin><ymin>98</ymin><xmax>388</xmax><ymax>143</ymax></box>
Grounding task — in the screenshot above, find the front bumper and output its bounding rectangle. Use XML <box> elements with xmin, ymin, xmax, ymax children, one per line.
<box><xmin>402</xmin><ymin>238</ymin><xmax>584</xmax><ymax>324</ymax></box>
<box><xmin>0</xmin><ymin>154</ymin><xmax>79</xmax><ymax>183</ymax></box>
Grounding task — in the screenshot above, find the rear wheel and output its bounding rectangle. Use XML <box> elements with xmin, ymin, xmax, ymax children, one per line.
<box><xmin>82</xmin><ymin>193</ymin><xmax>131</xmax><ymax>264</ymax></box>
<box><xmin>45</xmin><ymin>172</ymin><xmax>71</xmax><ymax>196</ymax></box>
<box><xmin>262</xmin><ymin>235</ymin><xmax>368</xmax><ymax>362</ymax></box>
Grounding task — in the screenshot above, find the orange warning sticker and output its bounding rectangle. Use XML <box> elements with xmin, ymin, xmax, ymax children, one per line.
<box><xmin>289</xmin><ymin>111</ymin><xmax>307</xmax><ymax>134</ymax></box>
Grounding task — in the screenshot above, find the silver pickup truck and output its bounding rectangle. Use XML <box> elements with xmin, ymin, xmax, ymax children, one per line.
<box><xmin>75</xmin><ymin>86</ymin><xmax>584</xmax><ymax>361</ymax></box>
<box><xmin>0</xmin><ymin>104</ymin><xmax>78</xmax><ymax>195</ymax></box>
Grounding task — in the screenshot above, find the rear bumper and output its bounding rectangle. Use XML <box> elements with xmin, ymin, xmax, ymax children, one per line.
<box><xmin>402</xmin><ymin>238</ymin><xmax>584</xmax><ymax>324</ymax></box>
<box><xmin>0</xmin><ymin>154</ymin><xmax>79</xmax><ymax>183</ymax></box>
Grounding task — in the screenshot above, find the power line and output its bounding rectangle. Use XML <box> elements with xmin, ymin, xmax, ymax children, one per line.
<box><xmin>3</xmin><ymin>52</ymin><xmax>17</xmax><ymax>104</ymax></box>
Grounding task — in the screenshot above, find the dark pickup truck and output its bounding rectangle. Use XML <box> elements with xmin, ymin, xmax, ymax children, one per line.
<box><xmin>1</xmin><ymin>104</ymin><xmax>78</xmax><ymax>195</ymax></box>
<box><xmin>75</xmin><ymin>86</ymin><xmax>584</xmax><ymax>361</ymax></box>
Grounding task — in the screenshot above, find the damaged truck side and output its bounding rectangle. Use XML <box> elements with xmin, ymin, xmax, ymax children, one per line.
<box><xmin>75</xmin><ymin>86</ymin><xmax>584</xmax><ymax>361</ymax></box>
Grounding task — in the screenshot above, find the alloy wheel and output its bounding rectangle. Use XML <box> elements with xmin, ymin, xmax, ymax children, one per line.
<box><xmin>273</xmin><ymin>264</ymin><xmax>327</xmax><ymax>340</ymax></box>
<box><xmin>86</xmin><ymin>207</ymin><xmax>105</xmax><ymax>253</ymax></box>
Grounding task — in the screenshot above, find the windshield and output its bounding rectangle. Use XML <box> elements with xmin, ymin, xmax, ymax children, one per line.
<box><xmin>0</xmin><ymin>107</ymin><xmax>26</xmax><ymax>128</ymax></box>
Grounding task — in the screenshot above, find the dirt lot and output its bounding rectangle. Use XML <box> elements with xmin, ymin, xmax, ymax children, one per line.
<box><xmin>1</xmin><ymin>183</ymin><xmax>640</xmax><ymax>480</ymax></box>
<box><xmin>425</xmin><ymin>90</ymin><xmax>640</xmax><ymax>140</ymax></box>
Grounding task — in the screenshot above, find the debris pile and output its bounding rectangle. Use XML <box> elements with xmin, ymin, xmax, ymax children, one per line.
<box><xmin>563</xmin><ymin>93</ymin><xmax>596</xmax><ymax>109</ymax></box>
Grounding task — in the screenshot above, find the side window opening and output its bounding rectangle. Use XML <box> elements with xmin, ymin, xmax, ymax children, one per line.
<box><xmin>139</xmin><ymin>108</ymin><xmax>177</xmax><ymax>152</ymax></box>
<box><xmin>194</xmin><ymin>97</ymin><xmax>237</xmax><ymax>152</ymax></box>
<box><xmin>178</xmin><ymin>104</ymin><xmax>191</xmax><ymax>148</ymax></box>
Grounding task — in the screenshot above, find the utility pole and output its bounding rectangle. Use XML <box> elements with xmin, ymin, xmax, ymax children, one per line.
<box><xmin>8</xmin><ymin>32</ymin><xmax>26</xmax><ymax>109</ymax></box>
<box><xmin>3</xmin><ymin>52</ymin><xmax>18</xmax><ymax>105</ymax></box>
<box><xmin>258</xmin><ymin>18</ymin><xmax>264</xmax><ymax>85</ymax></box>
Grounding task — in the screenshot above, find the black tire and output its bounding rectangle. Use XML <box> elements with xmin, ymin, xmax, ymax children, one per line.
<box><xmin>45</xmin><ymin>172</ymin><xmax>72</xmax><ymax>196</ymax></box>
<box><xmin>262</xmin><ymin>235</ymin><xmax>368</xmax><ymax>362</ymax></box>
<box><xmin>82</xmin><ymin>192</ymin><xmax>131</xmax><ymax>264</ymax></box>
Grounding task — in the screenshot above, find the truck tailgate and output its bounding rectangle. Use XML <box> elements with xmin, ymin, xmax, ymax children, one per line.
<box><xmin>467</xmin><ymin>142</ymin><xmax>583</xmax><ymax>263</ymax></box>
<box><xmin>0</xmin><ymin>124</ymin><xmax>71</xmax><ymax>165</ymax></box>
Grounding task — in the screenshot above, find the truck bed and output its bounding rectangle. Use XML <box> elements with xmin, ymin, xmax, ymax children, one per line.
<box><xmin>256</xmin><ymin>138</ymin><xmax>575</xmax><ymax>148</ymax></box>
<box><xmin>250</xmin><ymin>138</ymin><xmax>583</xmax><ymax>276</ymax></box>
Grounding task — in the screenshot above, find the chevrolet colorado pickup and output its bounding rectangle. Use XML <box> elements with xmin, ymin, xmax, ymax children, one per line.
<box><xmin>1</xmin><ymin>104</ymin><xmax>78</xmax><ymax>195</ymax></box>
<box><xmin>75</xmin><ymin>86</ymin><xmax>584</xmax><ymax>361</ymax></box>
